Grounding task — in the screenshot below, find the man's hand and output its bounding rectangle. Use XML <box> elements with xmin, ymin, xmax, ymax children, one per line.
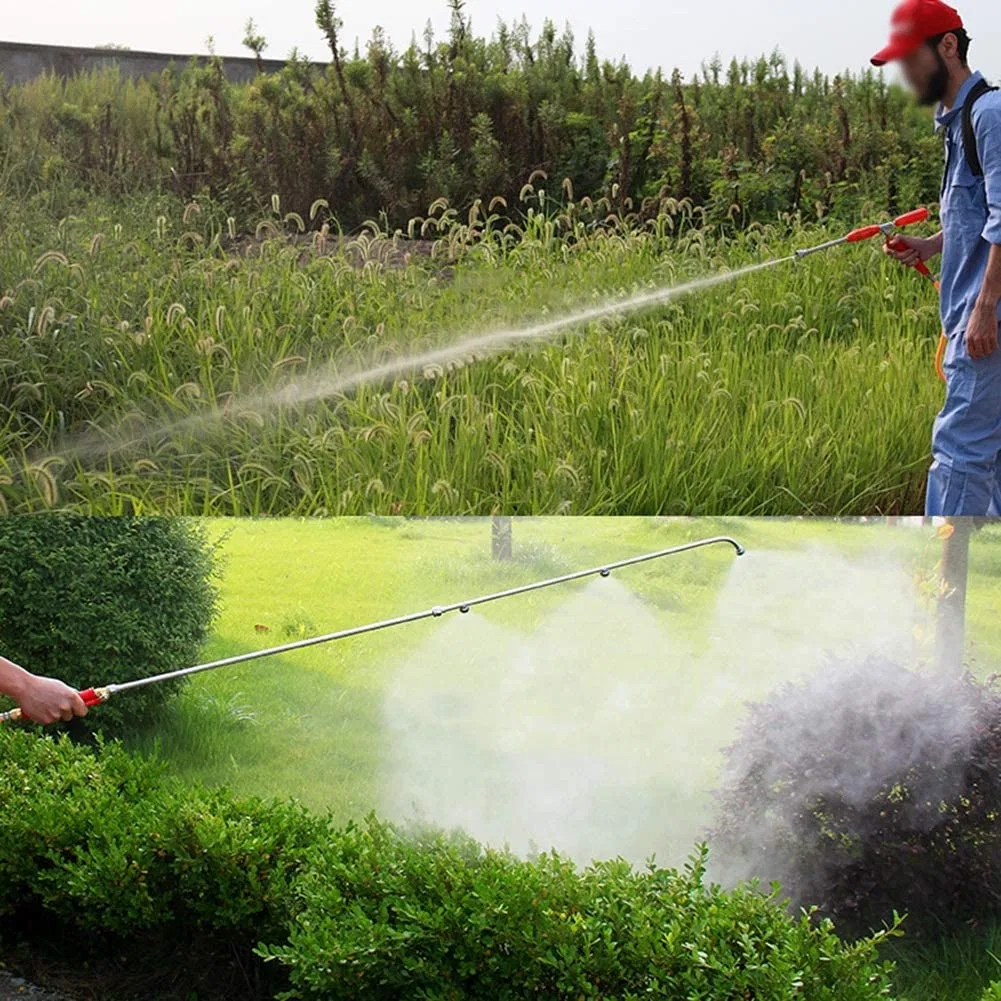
<box><xmin>966</xmin><ymin>301</ymin><xmax>1000</xmax><ymax>361</ymax></box>
<box><xmin>884</xmin><ymin>235</ymin><xmax>939</xmax><ymax>267</ymax></box>
<box><xmin>16</xmin><ymin>676</ymin><xmax>88</xmax><ymax>725</ymax></box>
<box><xmin>969</xmin><ymin>244</ymin><xmax>1001</xmax><ymax>361</ymax></box>
<box><xmin>0</xmin><ymin>656</ymin><xmax>89</xmax><ymax>725</ymax></box>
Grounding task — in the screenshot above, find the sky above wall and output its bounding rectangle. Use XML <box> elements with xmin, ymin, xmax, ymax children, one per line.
<box><xmin>6</xmin><ymin>0</ymin><xmax>1001</xmax><ymax>81</ymax></box>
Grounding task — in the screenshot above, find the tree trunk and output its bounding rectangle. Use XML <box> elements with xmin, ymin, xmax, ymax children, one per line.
<box><xmin>936</xmin><ymin>518</ymin><xmax>974</xmax><ymax>675</ymax></box>
<box><xmin>492</xmin><ymin>517</ymin><xmax>513</xmax><ymax>561</ymax></box>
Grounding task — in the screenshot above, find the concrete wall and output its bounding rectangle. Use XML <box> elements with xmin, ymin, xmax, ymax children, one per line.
<box><xmin>0</xmin><ymin>40</ymin><xmax>319</xmax><ymax>85</ymax></box>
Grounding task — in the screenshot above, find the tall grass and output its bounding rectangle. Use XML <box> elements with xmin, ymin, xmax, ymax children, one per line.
<box><xmin>0</xmin><ymin>191</ymin><xmax>943</xmax><ymax>515</ymax></box>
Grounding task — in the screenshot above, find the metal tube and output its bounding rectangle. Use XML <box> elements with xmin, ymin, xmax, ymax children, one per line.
<box><xmin>108</xmin><ymin>536</ymin><xmax>744</xmax><ymax>695</ymax></box>
<box><xmin>0</xmin><ymin>537</ymin><xmax>744</xmax><ymax>724</ymax></box>
<box><xmin>795</xmin><ymin>214</ymin><xmax>916</xmax><ymax>261</ymax></box>
<box><xmin>795</xmin><ymin>235</ymin><xmax>849</xmax><ymax>259</ymax></box>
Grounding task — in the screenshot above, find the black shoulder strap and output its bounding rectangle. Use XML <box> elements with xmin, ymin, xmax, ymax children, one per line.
<box><xmin>962</xmin><ymin>78</ymin><xmax>998</xmax><ymax>178</ymax></box>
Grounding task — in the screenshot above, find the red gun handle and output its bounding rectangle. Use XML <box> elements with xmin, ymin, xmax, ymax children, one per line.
<box><xmin>887</xmin><ymin>237</ymin><xmax>940</xmax><ymax>289</ymax></box>
<box><xmin>846</xmin><ymin>224</ymin><xmax>884</xmax><ymax>243</ymax></box>
<box><xmin>894</xmin><ymin>207</ymin><xmax>929</xmax><ymax>229</ymax></box>
<box><xmin>0</xmin><ymin>688</ymin><xmax>105</xmax><ymax>725</ymax></box>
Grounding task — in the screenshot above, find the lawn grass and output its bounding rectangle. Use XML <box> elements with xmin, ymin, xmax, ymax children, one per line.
<box><xmin>117</xmin><ymin>516</ymin><xmax>1001</xmax><ymax>1000</ymax></box>
<box><xmin>891</xmin><ymin>923</ymin><xmax>1001</xmax><ymax>1001</ymax></box>
<box><xmin>130</xmin><ymin>516</ymin><xmax>1001</xmax><ymax>805</ymax></box>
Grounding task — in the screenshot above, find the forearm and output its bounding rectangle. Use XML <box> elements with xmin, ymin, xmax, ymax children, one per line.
<box><xmin>0</xmin><ymin>659</ymin><xmax>86</xmax><ymax>723</ymax></box>
<box><xmin>927</xmin><ymin>231</ymin><xmax>944</xmax><ymax>258</ymax></box>
<box><xmin>976</xmin><ymin>243</ymin><xmax>1001</xmax><ymax>313</ymax></box>
<box><xmin>0</xmin><ymin>656</ymin><xmax>32</xmax><ymax>702</ymax></box>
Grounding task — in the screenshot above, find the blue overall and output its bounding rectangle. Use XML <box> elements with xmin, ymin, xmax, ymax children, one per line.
<box><xmin>926</xmin><ymin>71</ymin><xmax>1001</xmax><ymax>516</ymax></box>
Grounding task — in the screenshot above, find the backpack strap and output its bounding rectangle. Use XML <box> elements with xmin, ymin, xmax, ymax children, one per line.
<box><xmin>962</xmin><ymin>78</ymin><xmax>999</xmax><ymax>178</ymax></box>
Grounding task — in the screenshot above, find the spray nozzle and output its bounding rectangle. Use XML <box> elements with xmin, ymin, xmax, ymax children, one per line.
<box><xmin>599</xmin><ymin>568</ymin><xmax>611</xmax><ymax>578</ymax></box>
<box><xmin>432</xmin><ymin>606</ymin><xmax>445</xmax><ymax>617</ymax></box>
<box><xmin>459</xmin><ymin>605</ymin><xmax>470</xmax><ymax>614</ymax></box>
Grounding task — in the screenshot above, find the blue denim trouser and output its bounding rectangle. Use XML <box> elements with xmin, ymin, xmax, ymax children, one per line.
<box><xmin>926</xmin><ymin>324</ymin><xmax>1001</xmax><ymax>516</ymax></box>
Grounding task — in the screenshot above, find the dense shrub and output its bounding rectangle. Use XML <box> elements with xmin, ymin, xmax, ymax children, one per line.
<box><xmin>0</xmin><ymin>729</ymin><xmax>901</xmax><ymax>1001</ymax></box>
<box><xmin>0</xmin><ymin>515</ymin><xmax>219</xmax><ymax>735</ymax></box>
<box><xmin>711</xmin><ymin>658</ymin><xmax>1001</xmax><ymax>936</ymax></box>
<box><xmin>264</xmin><ymin>820</ymin><xmax>899</xmax><ymax>1001</ymax></box>
<box><xmin>0</xmin><ymin>728</ymin><xmax>326</xmax><ymax>945</ymax></box>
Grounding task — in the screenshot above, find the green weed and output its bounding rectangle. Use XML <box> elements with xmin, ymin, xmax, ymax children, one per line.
<box><xmin>0</xmin><ymin>196</ymin><xmax>944</xmax><ymax>516</ymax></box>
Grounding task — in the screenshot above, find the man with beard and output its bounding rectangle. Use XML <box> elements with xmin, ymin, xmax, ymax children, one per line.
<box><xmin>876</xmin><ymin>0</ymin><xmax>1001</xmax><ymax>516</ymax></box>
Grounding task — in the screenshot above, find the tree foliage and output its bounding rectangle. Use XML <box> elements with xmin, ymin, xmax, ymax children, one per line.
<box><xmin>0</xmin><ymin>15</ymin><xmax>942</xmax><ymax>229</ymax></box>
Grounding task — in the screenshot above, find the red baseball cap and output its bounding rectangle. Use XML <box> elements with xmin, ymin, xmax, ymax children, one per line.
<box><xmin>871</xmin><ymin>0</ymin><xmax>964</xmax><ymax>66</ymax></box>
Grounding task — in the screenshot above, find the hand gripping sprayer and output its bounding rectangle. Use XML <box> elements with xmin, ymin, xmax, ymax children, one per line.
<box><xmin>795</xmin><ymin>207</ymin><xmax>945</xmax><ymax>380</ymax></box>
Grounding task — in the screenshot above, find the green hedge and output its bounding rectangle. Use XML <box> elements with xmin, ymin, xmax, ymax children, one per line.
<box><xmin>266</xmin><ymin>825</ymin><xmax>900</xmax><ymax>1001</ymax></box>
<box><xmin>0</xmin><ymin>729</ymin><xmax>324</xmax><ymax>946</ymax></box>
<box><xmin>0</xmin><ymin>729</ymin><xmax>901</xmax><ymax>1001</ymax></box>
<box><xmin>0</xmin><ymin>516</ymin><xmax>218</xmax><ymax>735</ymax></box>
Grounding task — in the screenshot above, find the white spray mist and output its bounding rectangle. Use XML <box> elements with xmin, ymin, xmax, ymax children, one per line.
<box><xmin>43</xmin><ymin>259</ymin><xmax>790</xmax><ymax>464</ymax></box>
<box><xmin>381</xmin><ymin>542</ymin><xmax>932</xmax><ymax>868</ymax></box>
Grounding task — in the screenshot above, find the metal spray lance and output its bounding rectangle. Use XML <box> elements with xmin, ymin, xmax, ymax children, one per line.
<box><xmin>0</xmin><ymin>537</ymin><xmax>745</xmax><ymax>724</ymax></box>
<box><xmin>794</xmin><ymin>207</ymin><xmax>933</xmax><ymax>263</ymax></box>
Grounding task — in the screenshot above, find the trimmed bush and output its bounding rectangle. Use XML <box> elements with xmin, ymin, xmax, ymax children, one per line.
<box><xmin>0</xmin><ymin>729</ymin><xmax>901</xmax><ymax>1001</ymax></box>
<box><xmin>263</xmin><ymin>821</ymin><xmax>899</xmax><ymax>1001</ymax></box>
<box><xmin>711</xmin><ymin>658</ymin><xmax>1001</xmax><ymax>936</ymax></box>
<box><xmin>0</xmin><ymin>515</ymin><xmax>218</xmax><ymax>735</ymax></box>
<box><xmin>0</xmin><ymin>728</ymin><xmax>326</xmax><ymax>945</ymax></box>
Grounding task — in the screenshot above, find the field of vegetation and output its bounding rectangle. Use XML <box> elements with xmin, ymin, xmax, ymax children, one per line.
<box><xmin>0</xmin><ymin>6</ymin><xmax>957</xmax><ymax>517</ymax></box>
<box><xmin>4</xmin><ymin>7</ymin><xmax>1000</xmax><ymax>994</ymax></box>
<box><xmin>4</xmin><ymin>516</ymin><xmax>1001</xmax><ymax>998</ymax></box>
<box><xmin>3</xmin><ymin>516</ymin><xmax>1000</xmax><ymax>1000</ymax></box>
<box><xmin>0</xmin><ymin>192</ymin><xmax>947</xmax><ymax>515</ymax></box>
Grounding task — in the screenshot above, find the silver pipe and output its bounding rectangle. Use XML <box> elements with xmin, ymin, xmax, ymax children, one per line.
<box><xmin>107</xmin><ymin>536</ymin><xmax>745</xmax><ymax>695</ymax></box>
<box><xmin>795</xmin><ymin>236</ymin><xmax>849</xmax><ymax>259</ymax></box>
<box><xmin>795</xmin><ymin>221</ymin><xmax>897</xmax><ymax>261</ymax></box>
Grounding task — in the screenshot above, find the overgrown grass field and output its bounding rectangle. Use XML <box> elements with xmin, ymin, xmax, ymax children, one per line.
<box><xmin>0</xmin><ymin>193</ymin><xmax>946</xmax><ymax>516</ymax></box>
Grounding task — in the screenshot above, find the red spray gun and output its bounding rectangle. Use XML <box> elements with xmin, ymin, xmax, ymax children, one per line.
<box><xmin>794</xmin><ymin>207</ymin><xmax>932</xmax><ymax>265</ymax></box>
<box><xmin>795</xmin><ymin>208</ymin><xmax>945</xmax><ymax>381</ymax></box>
